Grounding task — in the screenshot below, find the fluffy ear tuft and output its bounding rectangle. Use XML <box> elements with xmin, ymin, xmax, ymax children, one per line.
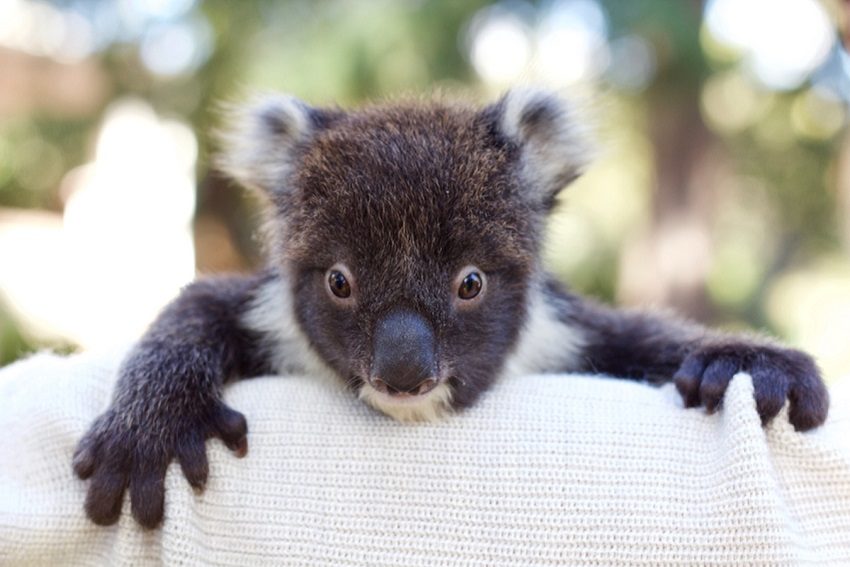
<box><xmin>216</xmin><ymin>94</ymin><xmax>317</xmax><ymax>195</ymax></box>
<box><xmin>496</xmin><ymin>88</ymin><xmax>593</xmax><ymax>206</ymax></box>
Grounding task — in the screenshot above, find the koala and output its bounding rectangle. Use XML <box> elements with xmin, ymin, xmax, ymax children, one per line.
<box><xmin>72</xmin><ymin>88</ymin><xmax>830</xmax><ymax>529</ymax></box>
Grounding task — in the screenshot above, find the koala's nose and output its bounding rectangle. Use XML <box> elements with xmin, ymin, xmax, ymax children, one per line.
<box><xmin>370</xmin><ymin>310</ymin><xmax>438</xmax><ymax>396</ymax></box>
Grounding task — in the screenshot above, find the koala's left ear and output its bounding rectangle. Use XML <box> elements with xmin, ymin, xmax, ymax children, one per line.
<box><xmin>216</xmin><ymin>94</ymin><xmax>341</xmax><ymax>196</ymax></box>
<box><xmin>488</xmin><ymin>88</ymin><xmax>593</xmax><ymax>207</ymax></box>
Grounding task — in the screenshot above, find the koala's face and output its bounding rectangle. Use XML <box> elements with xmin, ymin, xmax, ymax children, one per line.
<box><xmin>221</xmin><ymin>90</ymin><xmax>589</xmax><ymax>420</ymax></box>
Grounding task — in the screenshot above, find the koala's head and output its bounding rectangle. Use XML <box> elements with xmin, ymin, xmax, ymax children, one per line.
<box><xmin>220</xmin><ymin>89</ymin><xmax>590</xmax><ymax>421</ymax></box>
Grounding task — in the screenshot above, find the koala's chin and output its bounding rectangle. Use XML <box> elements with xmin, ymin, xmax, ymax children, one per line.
<box><xmin>358</xmin><ymin>381</ymin><xmax>455</xmax><ymax>423</ymax></box>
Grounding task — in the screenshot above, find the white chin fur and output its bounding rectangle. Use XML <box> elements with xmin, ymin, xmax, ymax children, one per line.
<box><xmin>358</xmin><ymin>382</ymin><xmax>453</xmax><ymax>423</ymax></box>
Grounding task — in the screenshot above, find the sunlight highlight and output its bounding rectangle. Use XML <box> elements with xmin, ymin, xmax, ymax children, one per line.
<box><xmin>0</xmin><ymin>99</ymin><xmax>196</xmax><ymax>349</ymax></box>
<box><xmin>704</xmin><ymin>0</ymin><xmax>834</xmax><ymax>90</ymax></box>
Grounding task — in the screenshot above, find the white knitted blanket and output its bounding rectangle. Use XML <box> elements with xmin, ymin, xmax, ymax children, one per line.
<box><xmin>1</xmin><ymin>347</ymin><xmax>849</xmax><ymax>566</ymax></box>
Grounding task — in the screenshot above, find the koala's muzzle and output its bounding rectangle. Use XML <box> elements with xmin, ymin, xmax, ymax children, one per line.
<box><xmin>370</xmin><ymin>310</ymin><xmax>439</xmax><ymax>396</ymax></box>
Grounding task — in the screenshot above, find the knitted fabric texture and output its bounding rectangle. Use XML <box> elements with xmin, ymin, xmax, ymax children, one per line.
<box><xmin>0</xmin><ymin>347</ymin><xmax>849</xmax><ymax>566</ymax></box>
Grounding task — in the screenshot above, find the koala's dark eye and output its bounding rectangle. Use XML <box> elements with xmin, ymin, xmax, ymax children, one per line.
<box><xmin>328</xmin><ymin>270</ymin><xmax>351</xmax><ymax>298</ymax></box>
<box><xmin>458</xmin><ymin>271</ymin><xmax>483</xmax><ymax>300</ymax></box>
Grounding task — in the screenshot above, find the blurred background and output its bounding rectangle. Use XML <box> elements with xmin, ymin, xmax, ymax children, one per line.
<box><xmin>1</xmin><ymin>0</ymin><xmax>849</xmax><ymax>386</ymax></box>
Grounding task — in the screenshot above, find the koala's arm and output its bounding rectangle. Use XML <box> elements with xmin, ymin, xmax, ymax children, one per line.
<box><xmin>73</xmin><ymin>271</ymin><xmax>284</xmax><ymax>529</ymax></box>
<box><xmin>536</xmin><ymin>280</ymin><xmax>829</xmax><ymax>431</ymax></box>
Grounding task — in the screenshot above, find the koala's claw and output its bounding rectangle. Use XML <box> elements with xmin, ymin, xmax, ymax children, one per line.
<box><xmin>673</xmin><ymin>343</ymin><xmax>829</xmax><ymax>431</ymax></box>
<box><xmin>73</xmin><ymin>401</ymin><xmax>248</xmax><ymax>528</ymax></box>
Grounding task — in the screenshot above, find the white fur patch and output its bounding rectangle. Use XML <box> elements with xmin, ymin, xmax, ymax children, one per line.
<box><xmin>240</xmin><ymin>276</ymin><xmax>336</xmax><ymax>384</ymax></box>
<box><xmin>359</xmin><ymin>382</ymin><xmax>453</xmax><ymax>423</ymax></box>
<box><xmin>500</xmin><ymin>87</ymin><xmax>594</xmax><ymax>197</ymax></box>
<box><xmin>502</xmin><ymin>285</ymin><xmax>585</xmax><ymax>378</ymax></box>
<box><xmin>217</xmin><ymin>94</ymin><xmax>312</xmax><ymax>194</ymax></box>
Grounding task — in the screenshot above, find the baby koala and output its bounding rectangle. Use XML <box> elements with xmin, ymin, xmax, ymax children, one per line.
<box><xmin>73</xmin><ymin>88</ymin><xmax>829</xmax><ymax>529</ymax></box>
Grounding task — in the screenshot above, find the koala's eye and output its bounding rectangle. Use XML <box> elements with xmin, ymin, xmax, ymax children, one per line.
<box><xmin>458</xmin><ymin>271</ymin><xmax>483</xmax><ymax>300</ymax></box>
<box><xmin>328</xmin><ymin>270</ymin><xmax>351</xmax><ymax>299</ymax></box>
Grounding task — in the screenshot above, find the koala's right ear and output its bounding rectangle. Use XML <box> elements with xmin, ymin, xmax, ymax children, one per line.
<box><xmin>486</xmin><ymin>88</ymin><xmax>594</xmax><ymax>209</ymax></box>
<box><xmin>217</xmin><ymin>95</ymin><xmax>340</xmax><ymax>196</ymax></box>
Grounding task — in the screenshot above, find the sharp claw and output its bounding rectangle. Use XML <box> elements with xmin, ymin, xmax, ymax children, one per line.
<box><xmin>215</xmin><ymin>406</ymin><xmax>248</xmax><ymax>440</ymax></box>
<box><xmin>674</xmin><ymin>374</ymin><xmax>701</xmax><ymax>408</ymax></box>
<box><xmin>227</xmin><ymin>436</ymin><xmax>248</xmax><ymax>458</ymax></box>
<box><xmin>72</xmin><ymin>446</ymin><xmax>96</xmax><ymax>480</ymax></box>
<box><xmin>85</xmin><ymin>470</ymin><xmax>129</xmax><ymax>526</ymax></box>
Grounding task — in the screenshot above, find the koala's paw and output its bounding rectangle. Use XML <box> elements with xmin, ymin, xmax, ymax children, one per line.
<box><xmin>673</xmin><ymin>342</ymin><xmax>829</xmax><ymax>431</ymax></box>
<box><xmin>72</xmin><ymin>400</ymin><xmax>248</xmax><ymax>529</ymax></box>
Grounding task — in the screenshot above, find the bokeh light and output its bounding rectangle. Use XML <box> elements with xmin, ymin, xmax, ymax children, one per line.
<box><xmin>467</xmin><ymin>5</ymin><xmax>533</xmax><ymax>85</ymax></box>
<box><xmin>703</xmin><ymin>0</ymin><xmax>834</xmax><ymax>90</ymax></box>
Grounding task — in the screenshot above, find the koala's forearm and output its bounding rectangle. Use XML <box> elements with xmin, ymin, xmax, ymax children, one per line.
<box><xmin>564</xmin><ymin>293</ymin><xmax>814</xmax><ymax>386</ymax></box>
<box><xmin>113</xmin><ymin>272</ymin><xmax>277</xmax><ymax>409</ymax></box>
<box><xmin>566</xmin><ymin>297</ymin><xmax>705</xmax><ymax>383</ymax></box>
<box><xmin>530</xmin><ymin>278</ymin><xmax>827</xmax><ymax>430</ymax></box>
<box><xmin>534</xmin><ymin>275</ymin><xmax>815</xmax><ymax>385</ymax></box>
